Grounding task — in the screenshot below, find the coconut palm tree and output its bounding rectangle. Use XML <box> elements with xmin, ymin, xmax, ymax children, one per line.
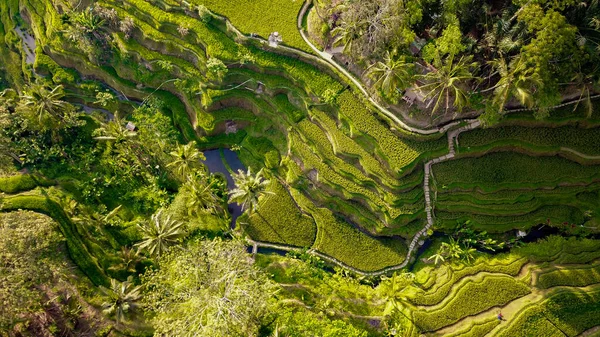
<box><xmin>366</xmin><ymin>52</ymin><xmax>415</xmax><ymax>102</ymax></box>
<box><xmin>427</xmin><ymin>252</ymin><xmax>446</xmax><ymax>265</ymax></box>
<box><xmin>417</xmin><ymin>53</ymin><xmax>479</xmax><ymax>114</ymax></box>
<box><xmin>182</xmin><ymin>173</ymin><xmax>221</xmax><ymax>217</ymax></box>
<box><xmin>109</xmin><ymin>246</ymin><xmax>142</xmax><ymax>273</ymax></box>
<box><xmin>167</xmin><ymin>141</ymin><xmax>205</xmax><ymax>180</ymax></box>
<box><xmin>331</xmin><ymin>15</ymin><xmax>363</xmax><ymax>54</ymax></box>
<box><xmin>229</xmin><ymin>167</ymin><xmax>272</xmax><ymax>214</ymax></box>
<box><xmin>378</xmin><ymin>272</ymin><xmax>421</xmax><ymax>332</ymax></box>
<box><xmin>18</xmin><ymin>83</ymin><xmax>71</xmax><ymax>126</ymax></box>
<box><xmin>135</xmin><ymin>209</ymin><xmax>186</xmax><ymax>257</ymax></box>
<box><xmin>100</xmin><ymin>276</ymin><xmax>142</xmax><ymax>324</ymax></box>
<box><xmin>570</xmin><ymin>70</ymin><xmax>599</xmax><ymax>117</ymax></box>
<box><xmin>93</xmin><ymin>112</ymin><xmax>137</xmax><ymax>143</ymax></box>
<box><xmin>488</xmin><ymin>56</ymin><xmax>541</xmax><ymax>113</ymax></box>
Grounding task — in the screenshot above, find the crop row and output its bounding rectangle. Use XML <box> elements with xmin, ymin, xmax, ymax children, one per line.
<box><xmin>436</xmin><ymin>205</ymin><xmax>585</xmax><ymax>232</ymax></box>
<box><xmin>283</xmin><ymin>188</ymin><xmax>408</xmax><ymax>272</ymax></box>
<box><xmin>432</xmin><ymin>151</ymin><xmax>600</xmax><ymax>192</ymax></box>
<box><xmin>436</xmin><ymin>183</ymin><xmax>600</xmax><ymax>204</ymax></box>
<box><xmin>537</xmin><ymin>264</ymin><xmax>600</xmax><ymax>289</ymax></box>
<box><xmin>408</xmin><ymin>255</ymin><xmax>527</xmax><ymax>306</ymax></box>
<box><xmin>243</xmin><ymin>180</ymin><xmax>317</xmax><ymax>248</ymax></box>
<box><xmin>309</xmin><ymin>108</ymin><xmax>400</xmax><ymax>187</ymax></box>
<box><xmin>459</xmin><ymin>125</ymin><xmax>600</xmax><ymax>156</ymax></box>
<box><xmin>444</xmin><ymin>318</ymin><xmax>499</xmax><ymax>337</ymax></box>
<box><xmin>497</xmin><ymin>288</ymin><xmax>600</xmax><ymax>337</ymax></box>
<box><xmin>192</xmin><ymin>0</ymin><xmax>310</xmax><ymax>52</ymax></box>
<box><xmin>290</xmin><ymin>130</ymin><xmax>399</xmax><ymax>219</ymax></box>
<box><xmin>412</xmin><ymin>275</ymin><xmax>531</xmax><ymax>331</ymax></box>
<box><xmin>337</xmin><ymin>91</ymin><xmax>440</xmax><ymax>172</ymax></box>
<box><xmin>514</xmin><ymin>236</ymin><xmax>600</xmax><ymax>265</ymax></box>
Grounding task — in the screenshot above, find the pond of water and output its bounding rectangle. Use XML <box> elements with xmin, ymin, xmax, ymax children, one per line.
<box><xmin>202</xmin><ymin>149</ymin><xmax>245</xmax><ymax>228</ymax></box>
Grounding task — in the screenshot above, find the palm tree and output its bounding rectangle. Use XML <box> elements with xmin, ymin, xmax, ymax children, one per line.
<box><xmin>571</xmin><ymin>70</ymin><xmax>599</xmax><ymax>117</ymax></box>
<box><xmin>417</xmin><ymin>53</ymin><xmax>479</xmax><ymax>114</ymax></box>
<box><xmin>182</xmin><ymin>173</ymin><xmax>221</xmax><ymax>217</ymax></box>
<box><xmin>100</xmin><ymin>276</ymin><xmax>142</xmax><ymax>324</ymax></box>
<box><xmin>74</xmin><ymin>7</ymin><xmax>107</xmax><ymax>40</ymax></box>
<box><xmin>378</xmin><ymin>272</ymin><xmax>421</xmax><ymax>332</ymax></box>
<box><xmin>366</xmin><ymin>52</ymin><xmax>415</xmax><ymax>102</ymax></box>
<box><xmin>331</xmin><ymin>16</ymin><xmax>363</xmax><ymax>54</ymax></box>
<box><xmin>167</xmin><ymin>141</ymin><xmax>205</xmax><ymax>180</ymax></box>
<box><xmin>488</xmin><ymin>56</ymin><xmax>541</xmax><ymax>113</ymax></box>
<box><xmin>229</xmin><ymin>167</ymin><xmax>273</xmax><ymax>214</ymax></box>
<box><xmin>428</xmin><ymin>252</ymin><xmax>446</xmax><ymax>265</ymax></box>
<box><xmin>135</xmin><ymin>209</ymin><xmax>186</xmax><ymax>257</ymax></box>
<box><xmin>93</xmin><ymin>112</ymin><xmax>137</xmax><ymax>143</ymax></box>
<box><xmin>18</xmin><ymin>83</ymin><xmax>71</xmax><ymax>126</ymax></box>
<box><xmin>109</xmin><ymin>246</ymin><xmax>142</xmax><ymax>273</ymax></box>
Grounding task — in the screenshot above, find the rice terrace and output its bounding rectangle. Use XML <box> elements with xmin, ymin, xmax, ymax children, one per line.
<box><xmin>1</xmin><ymin>0</ymin><xmax>600</xmax><ymax>336</ymax></box>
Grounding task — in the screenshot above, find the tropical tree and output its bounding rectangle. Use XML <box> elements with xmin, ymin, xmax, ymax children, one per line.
<box><xmin>100</xmin><ymin>276</ymin><xmax>142</xmax><ymax>324</ymax></box>
<box><xmin>229</xmin><ymin>167</ymin><xmax>272</xmax><ymax>214</ymax></box>
<box><xmin>141</xmin><ymin>238</ymin><xmax>277</xmax><ymax>336</ymax></box>
<box><xmin>488</xmin><ymin>55</ymin><xmax>542</xmax><ymax>113</ymax></box>
<box><xmin>18</xmin><ymin>83</ymin><xmax>72</xmax><ymax>127</ymax></box>
<box><xmin>378</xmin><ymin>272</ymin><xmax>421</xmax><ymax>334</ymax></box>
<box><xmin>417</xmin><ymin>53</ymin><xmax>479</xmax><ymax>114</ymax></box>
<box><xmin>74</xmin><ymin>7</ymin><xmax>107</xmax><ymax>39</ymax></box>
<box><xmin>94</xmin><ymin>112</ymin><xmax>137</xmax><ymax>143</ymax></box>
<box><xmin>427</xmin><ymin>252</ymin><xmax>446</xmax><ymax>265</ymax></box>
<box><xmin>135</xmin><ymin>209</ymin><xmax>186</xmax><ymax>257</ymax></box>
<box><xmin>166</xmin><ymin>141</ymin><xmax>205</xmax><ymax>180</ymax></box>
<box><xmin>181</xmin><ymin>173</ymin><xmax>222</xmax><ymax>217</ymax></box>
<box><xmin>366</xmin><ymin>52</ymin><xmax>415</xmax><ymax>102</ymax></box>
<box><xmin>109</xmin><ymin>246</ymin><xmax>142</xmax><ymax>273</ymax></box>
<box><xmin>332</xmin><ymin>15</ymin><xmax>363</xmax><ymax>54</ymax></box>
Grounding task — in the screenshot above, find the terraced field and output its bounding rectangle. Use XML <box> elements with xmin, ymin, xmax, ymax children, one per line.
<box><xmin>2</xmin><ymin>0</ymin><xmax>600</xmax><ymax>335</ymax></box>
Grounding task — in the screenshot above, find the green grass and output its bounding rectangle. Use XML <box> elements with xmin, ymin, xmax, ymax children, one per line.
<box><xmin>191</xmin><ymin>0</ymin><xmax>310</xmax><ymax>52</ymax></box>
<box><xmin>0</xmin><ymin>174</ymin><xmax>54</xmax><ymax>194</ymax></box>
